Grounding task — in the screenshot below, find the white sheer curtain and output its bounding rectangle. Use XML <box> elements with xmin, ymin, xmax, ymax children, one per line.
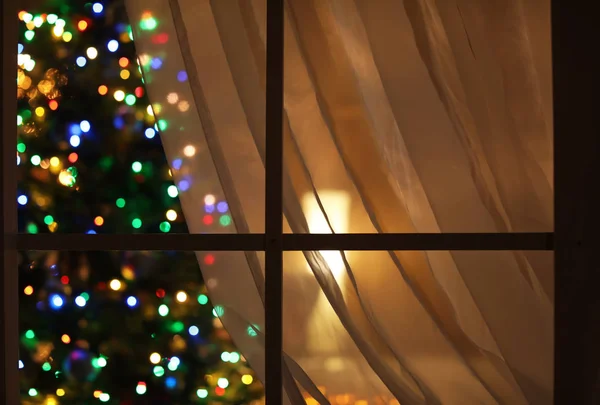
<box><xmin>125</xmin><ymin>0</ymin><xmax>553</xmax><ymax>403</ymax></box>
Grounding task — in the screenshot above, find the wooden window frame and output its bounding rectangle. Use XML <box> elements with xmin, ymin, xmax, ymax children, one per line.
<box><xmin>2</xmin><ymin>1</ymin><xmax>598</xmax><ymax>403</ymax></box>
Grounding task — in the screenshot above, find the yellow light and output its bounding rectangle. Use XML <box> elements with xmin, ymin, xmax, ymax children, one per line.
<box><xmin>62</xmin><ymin>32</ymin><xmax>73</xmax><ymax>42</ymax></box>
<box><xmin>183</xmin><ymin>145</ymin><xmax>196</xmax><ymax>157</ymax></box>
<box><xmin>94</xmin><ymin>216</ymin><xmax>104</xmax><ymax>226</ymax></box>
<box><xmin>204</xmin><ymin>195</ymin><xmax>216</xmax><ymax>205</ymax></box>
<box><xmin>178</xmin><ymin>101</ymin><xmax>190</xmax><ymax>112</ymax></box>
<box><xmin>86</xmin><ymin>47</ymin><xmax>98</xmax><ymax>59</ymax></box>
<box><xmin>241</xmin><ymin>374</ymin><xmax>253</xmax><ymax>385</ymax></box>
<box><xmin>120</xmin><ymin>70</ymin><xmax>130</xmax><ymax>80</ymax></box>
<box><xmin>56</xmin><ymin>389</ymin><xmax>65</xmax><ymax>397</ymax></box>
<box><xmin>61</xmin><ymin>334</ymin><xmax>71</xmax><ymax>344</ymax></box>
<box><xmin>35</xmin><ymin>107</ymin><xmax>45</xmax><ymax>117</ymax></box>
<box><xmin>166</xmin><ymin>209</ymin><xmax>177</xmax><ymax>221</ymax></box>
<box><xmin>52</xmin><ymin>25</ymin><xmax>64</xmax><ymax>37</ymax></box>
<box><xmin>46</xmin><ymin>397</ymin><xmax>58</xmax><ymax>405</ymax></box>
<box><xmin>167</xmin><ymin>92</ymin><xmax>178</xmax><ymax>104</ymax></box>
<box><xmin>50</xmin><ymin>157</ymin><xmax>60</xmax><ymax>167</ymax></box>
<box><xmin>98</xmin><ymin>85</ymin><xmax>108</xmax><ymax>95</ymax></box>
<box><xmin>175</xmin><ymin>291</ymin><xmax>187</xmax><ymax>303</ymax></box>
<box><xmin>121</xmin><ymin>265</ymin><xmax>135</xmax><ymax>280</ymax></box>
<box><xmin>149</xmin><ymin>352</ymin><xmax>161</xmax><ymax>364</ymax></box>
<box><xmin>24</xmin><ymin>285</ymin><xmax>34</xmax><ymax>295</ymax></box>
<box><xmin>93</xmin><ymin>390</ymin><xmax>102</xmax><ymax>398</ymax></box>
<box><xmin>113</xmin><ymin>90</ymin><xmax>125</xmax><ymax>101</ymax></box>
<box><xmin>146</xmin><ymin>105</ymin><xmax>154</xmax><ymax>116</ymax></box>
<box><xmin>109</xmin><ymin>279</ymin><xmax>122</xmax><ymax>291</ymax></box>
<box><xmin>48</xmin><ymin>222</ymin><xmax>58</xmax><ymax>233</ymax></box>
<box><xmin>77</xmin><ymin>20</ymin><xmax>88</xmax><ymax>31</ymax></box>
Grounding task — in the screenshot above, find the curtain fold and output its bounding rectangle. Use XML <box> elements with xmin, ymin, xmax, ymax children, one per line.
<box><xmin>125</xmin><ymin>0</ymin><xmax>553</xmax><ymax>403</ymax></box>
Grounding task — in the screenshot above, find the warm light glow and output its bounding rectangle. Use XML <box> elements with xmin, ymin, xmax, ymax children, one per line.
<box><xmin>56</xmin><ymin>388</ymin><xmax>65</xmax><ymax>397</ymax></box>
<box><xmin>119</xmin><ymin>57</ymin><xmax>129</xmax><ymax>68</ymax></box>
<box><xmin>302</xmin><ymin>190</ymin><xmax>350</xmax><ymax>282</ymax></box>
<box><xmin>113</xmin><ymin>90</ymin><xmax>125</xmax><ymax>101</ymax></box>
<box><xmin>120</xmin><ymin>70</ymin><xmax>130</xmax><ymax>80</ymax></box>
<box><xmin>24</xmin><ymin>286</ymin><xmax>33</xmax><ymax>295</ymax></box>
<box><xmin>167</xmin><ymin>92</ymin><xmax>178</xmax><ymax>104</ymax></box>
<box><xmin>61</xmin><ymin>334</ymin><xmax>71</xmax><ymax>344</ymax></box>
<box><xmin>149</xmin><ymin>352</ymin><xmax>161</xmax><ymax>364</ymax></box>
<box><xmin>175</xmin><ymin>291</ymin><xmax>187</xmax><ymax>303</ymax></box>
<box><xmin>98</xmin><ymin>85</ymin><xmax>108</xmax><ymax>95</ymax></box>
<box><xmin>109</xmin><ymin>279</ymin><xmax>122</xmax><ymax>291</ymax></box>
<box><xmin>94</xmin><ymin>216</ymin><xmax>104</xmax><ymax>226</ymax></box>
<box><xmin>166</xmin><ymin>209</ymin><xmax>177</xmax><ymax>221</ymax></box>
<box><xmin>183</xmin><ymin>145</ymin><xmax>196</xmax><ymax>157</ymax></box>
<box><xmin>241</xmin><ymin>374</ymin><xmax>253</xmax><ymax>385</ymax></box>
<box><xmin>77</xmin><ymin>20</ymin><xmax>88</xmax><ymax>31</ymax></box>
<box><xmin>204</xmin><ymin>194</ymin><xmax>216</xmax><ymax>206</ymax></box>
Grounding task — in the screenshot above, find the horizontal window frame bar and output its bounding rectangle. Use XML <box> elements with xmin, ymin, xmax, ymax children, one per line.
<box><xmin>10</xmin><ymin>232</ymin><xmax>553</xmax><ymax>251</ymax></box>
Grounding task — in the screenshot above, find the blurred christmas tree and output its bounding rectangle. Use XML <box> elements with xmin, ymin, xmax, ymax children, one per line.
<box><xmin>16</xmin><ymin>1</ymin><xmax>263</xmax><ymax>404</ymax></box>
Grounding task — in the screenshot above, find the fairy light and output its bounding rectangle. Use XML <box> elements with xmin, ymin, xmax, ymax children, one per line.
<box><xmin>77</xmin><ymin>20</ymin><xmax>88</xmax><ymax>31</ymax></box>
<box><xmin>109</xmin><ymin>279</ymin><xmax>122</xmax><ymax>291</ymax></box>
<box><xmin>197</xmin><ymin>389</ymin><xmax>208</xmax><ymax>399</ymax></box>
<box><xmin>113</xmin><ymin>90</ymin><xmax>125</xmax><ymax>101</ymax></box>
<box><xmin>56</xmin><ymin>389</ymin><xmax>65</xmax><ymax>397</ymax></box>
<box><xmin>120</xmin><ymin>70</ymin><xmax>130</xmax><ymax>80</ymax></box>
<box><xmin>166</xmin><ymin>209</ymin><xmax>177</xmax><ymax>221</ymax></box>
<box><xmin>24</xmin><ymin>285</ymin><xmax>33</xmax><ymax>295</ymax></box>
<box><xmin>167</xmin><ymin>185</ymin><xmax>178</xmax><ymax>198</ymax></box>
<box><xmin>94</xmin><ymin>216</ymin><xmax>104</xmax><ymax>226</ymax></box>
<box><xmin>61</xmin><ymin>334</ymin><xmax>71</xmax><ymax>344</ymax></box>
<box><xmin>183</xmin><ymin>145</ymin><xmax>196</xmax><ymax>157</ymax></box>
<box><xmin>86</xmin><ymin>47</ymin><xmax>98</xmax><ymax>59</ymax></box>
<box><xmin>241</xmin><ymin>374</ymin><xmax>253</xmax><ymax>385</ymax></box>
<box><xmin>62</xmin><ymin>32</ymin><xmax>73</xmax><ymax>42</ymax></box>
<box><xmin>175</xmin><ymin>291</ymin><xmax>187</xmax><ymax>302</ymax></box>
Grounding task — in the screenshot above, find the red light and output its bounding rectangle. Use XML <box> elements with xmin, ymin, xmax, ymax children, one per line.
<box><xmin>151</xmin><ymin>33</ymin><xmax>169</xmax><ymax>44</ymax></box>
<box><xmin>60</xmin><ymin>275</ymin><xmax>69</xmax><ymax>284</ymax></box>
<box><xmin>204</xmin><ymin>255</ymin><xmax>215</xmax><ymax>265</ymax></box>
<box><xmin>68</xmin><ymin>153</ymin><xmax>78</xmax><ymax>163</ymax></box>
<box><xmin>135</xmin><ymin>87</ymin><xmax>144</xmax><ymax>98</ymax></box>
<box><xmin>202</xmin><ymin>215</ymin><xmax>213</xmax><ymax>225</ymax></box>
<box><xmin>215</xmin><ymin>387</ymin><xmax>225</xmax><ymax>396</ymax></box>
<box><xmin>48</xmin><ymin>100</ymin><xmax>58</xmax><ymax>110</ymax></box>
<box><xmin>156</xmin><ymin>288</ymin><xmax>166</xmax><ymax>298</ymax></box>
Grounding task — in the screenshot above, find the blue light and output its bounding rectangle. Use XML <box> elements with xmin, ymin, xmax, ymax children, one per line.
<box><xmin>49</xmin><ymin>294</ymin><xmax>64</xmax><ymax>309</ymax></box>
<box><xmin>177</xmin><ymin>70</ymin><xmax>187</xmax><ymax>82</ymax></box>
<box><xmin>204</xmin><ymin>204</ymin><xmax>215</xmax><ymax>214</ymax></box>
<box><xmin>113</xmin><ymin>116</ymin><xmax>124</xmax><ymax>129</ymax></box>
<box><xmin>188</xmin><ymin>325</ymin><xmax>199</xmax><ymax>336</ymax></box>
<box><xmin>86</xmin><ymin>230</ymin><xmax>96</xmax><ymax>234</ymax></box>
<box><xmin>178</xmin><ymin>180</ymin><xmax>190</xmax><ymax>191</ymax></box>
<box><xmin>17</xmin><ymin>195</ymin><xmax>28</xmax><ymax>205</ymax></box>
<box><xmin>127</xmin><ymin>296</ymin><xmax>137</xmax><ymax>307</ymax></box>
<box><xmin>169</xmin><ymin>357</ymin><xmax>180</xmax><ymax>367</ymax></box>
<box><xmin>75</xmin><ymin>296</ymin><xmax>87</xmax><ymax>307</ymax></box>
<box><xmin>165</xmin><ymin>376</ymin><xmax>177</xmax><ymax>389</ymax></box>
<box><xmin>216</xmin><ymin>202</ymin><xmax>228</xmax><ymax>213</ymax></box>
<box><xmin>107</xmin><ymin>40</ymin><xmax>119</xmax><ymax>52</ymax></box>
<box><xmin>70</xmin><ymin>135</ymin><xmax>81</xmax><ymax>147</ymax></box>
<box><xmin>69</xmin><ymin>123</ymin><xmax>82</xmax><ymax>136</ymax></box>
<box><xmin>150</xmin><ymin>58</ymin><xmax>162</xmax><ymax>70</ymax></box>
<box><xmin>76</xmin><ymin>57</ymin><xmax>87</xmax><ymax>67</ymax></box>
<box><xmin>144</xmin><ymin>128</ymin><xmax>156</xmax><ymax>139</ymax></box>
<box><xmin>80</xmin><ymin>120</ymin><xmax>91</xmax><ymax>133</ymax></box>
<box><xmin>19</xmin><ymin>360</ymin><xmax>24</xmax><ymax>369</ymax></box>
<box><xmin>18</xmin><ymin>43</ymin><xmax>23</xmax><ymax>54</ymax></box>
<box><xmin>92</xmin><ymin>3</ymin><xmax>104</xmax><ymax>13</ymax></box>
<box><xmin>172</xmin><ymin>158</ymin><xmax>182</xmax><ymax>170</ymax></box>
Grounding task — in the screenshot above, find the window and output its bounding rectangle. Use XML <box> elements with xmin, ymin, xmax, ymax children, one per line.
<box><xmin>3</xmin><ymin>1</ymin><xmax>598</xmax><ymax>404</ymax></box>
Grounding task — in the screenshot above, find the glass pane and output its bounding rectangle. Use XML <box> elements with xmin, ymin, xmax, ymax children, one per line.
<box><xmin>282</xmin><ymin>0</ymin><xmax>553</xmax><ymax>233</ymax></box>
<box><xmin>17</xmin><ymin>0</ymin><xmax>264</xmax><ymax>234</ymax></box>
<box><xmin>18</xmin><ymin>250</ymin><xmax>264</xmax><ymax>404</ymax></box>
<box><xmin>283</xmin><ymin>250</ymin><xmax>553</xmax><ymax>404</ymax></box>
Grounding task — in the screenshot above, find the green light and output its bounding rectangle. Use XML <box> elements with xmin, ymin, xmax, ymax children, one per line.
<box><xmin>220</xmin><ymin>352</ymin><xmax>231</xmax><ymax>362</ymax></box>
<box><xmin>31</xmin><ymin>155</ymin><xmax>41</xmax><ymax>165</ymax></box>
<box><xmin>47</xmin><ymin>14</ymin><xmax>58</xmax><ymax>24</ymax></box>
<box><xmin>158</xmin><ymin>119</ymin><xmax>168</xmax><ymax>131</ymax></box>
<box><xmin>141</xmin><ymin>17</ymin><xmax>157</xmax><ymax>31</ymax></box>
<box><xmin>28</xmin><ymin>388</ymin><xmax>38</xmax><ymax>397</ymax></box>
<box><xmin>26</xmin><ymin>223</ymin><xmax>38</xmax><ymax>234</ymax></box>
<box><xmin>81</xmin><ymin>292</ymin><xmax>90</xmax><ymax>301</ymax></box>
<box><xmin>131</xmin><ymin>161</ymin><xmax>142</xmax><ymax>173</ymax></box>
<box><xmin>159</xmin><ymin>221</ymin><xmax>171</xmax><ymax>233</ymax></box>
<box><xmin>125</xmin><ymin>94</ymin><xmax>136</xmax><ymax>106</ymax></box>
<box><xmin>167</xmin><ymin>185</ymin><xmax>178</xmax><ymax>198</ymax></box>
<box><xmin>17</xmin><ymin>115</ymin><xmax>23</xmax><ymax>126</ymax></box>
<box><xmin>212</xmin><ymin>306</ymin><xmax>224</xmax><ymax>317</ymax></box>
<box><xmin>99</xmin><ymin>393</ymin><xmax>110</xmax><ymax>402</ymax></box>
<box><xmin>197</xmin><ymin>294</ymin><xmax>208</xmax><ymax>305</ymax></box>
<box><xmin>158</xmin><ymin>304</ymin><xmax>169</xmax><ymax>316</ymax></box>
<box><xmin>229</xmin><ymin>352</ymin><xmax>240</xmax><ymax>363</ymax></box>
<box><xmin>219</xmin><ymin>215</ymin><xmax>232</xmax><ymax>227</ymax></box>
<box><xmin>153</xmin><ymin>365</ymin><xmax>165</xmax><ymax>377</ymax></box>
<box><xmin>24</xmin><ymin>31</ymin><xmax>35</xmax><ymax>41</ymax></box>
<box><xmin>132</xmin><ymin>218</ymin><xmax>142</xmax><ymax>229</ymax></box>
<box><xmin>42</xmin><ymin>362</ymin><xmax>51</xmax><ymax>371</ymax></box>
<box><xmin>197</xmin><ymin>389</ymin><xmax>208</xmax><ymax>399</ymax></box>
<box><xmin>116</xmin><ymin>198</ymin><xmax>126</xmax><ymax>208</ymax></box>
<box><xmin>167</xmin><ymin>361</ymin><xmax>178</xmax><ymax>371</ymax></box>
<box><xmin>170</xmin><ymin>321</ymin><xmax>184</xmax><ymax>333</ymax></box>
<box><xmin>17</xmin><ymin>142</ymin><xmax>26</xmax><ymax>153</ymax></box>
<box><xmin>44</xmin><ymin>215</ymin><xmax>54</xmax><ymax>225</ymax></box>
